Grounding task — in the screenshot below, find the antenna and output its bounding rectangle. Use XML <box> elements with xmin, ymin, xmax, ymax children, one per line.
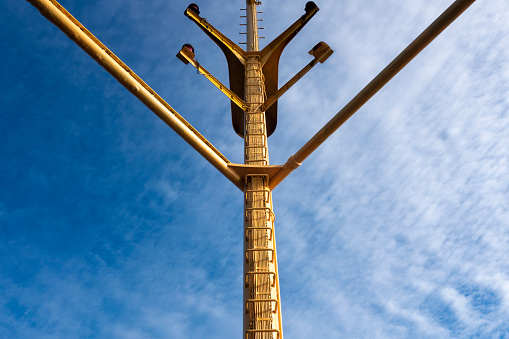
<box><xmin>181</xmin><ymin>4</ymin><xmax>328</xmax><ymax>333</ymax></box>
<box><xmin>26</xmin><ymin>0</ymin><xmax>477</xmax><ymax>337</ymax></box>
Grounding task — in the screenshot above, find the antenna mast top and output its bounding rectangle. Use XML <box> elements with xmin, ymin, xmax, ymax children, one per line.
<box><xmin>246</xmin><ymin>0</ymin><xmax>261</xmax><ymax>51</ymax></box>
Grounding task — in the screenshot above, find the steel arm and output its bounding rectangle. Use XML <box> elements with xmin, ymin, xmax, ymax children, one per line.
<box><xmin>177</xmin><ymin>47</ymin><xmax>248</xmax><ymax>111</ymax></box>
<box><xmin>262</xmin><ymin>42</ymin><xmax>333</xmax><ymax>112</ymax></box>
<box><xmin>270</xmin><ymin>0</ymin><xmax>477</xmax><ymax>190</ymax></box>
<box><xmin>27</xmin><ymin>0</ymin><xmax>244</xmax><ymax>190</ymax></box>
<box><xmin>185</xmin><ymin>8</ymin><xmax>246</xmax><ymax>63</ymax></box>
<box><xmin>259</xmin><ymin>3</ymin><xmax>319</xmax><ymax>65</ymax></box>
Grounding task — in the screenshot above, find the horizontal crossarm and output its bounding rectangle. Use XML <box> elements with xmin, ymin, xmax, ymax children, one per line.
<box><xmin>27</xmin><ymin>0</ymin><xmax>244</xmax><ymax>191</ymax></box>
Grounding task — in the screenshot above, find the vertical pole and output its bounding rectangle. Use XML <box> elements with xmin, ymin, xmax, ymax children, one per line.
<box><xmin>243</xmin><ymin>1</ymin><xmax>283</xmax><ymax>338</ymax></box>
<box><xmin>246</xmin><ymin>0</ymin><xmax>259</xmax><ymax>52</ymax></box>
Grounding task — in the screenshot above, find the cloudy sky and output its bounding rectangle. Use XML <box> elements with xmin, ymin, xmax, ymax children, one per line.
<box><xmin>1</xmin><ymin>0</ymin><xmax>509</xmax><ymax>338</ymax></box>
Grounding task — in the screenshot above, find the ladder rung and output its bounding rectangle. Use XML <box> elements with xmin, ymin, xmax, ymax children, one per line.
<box><xmin>245</xmin><ymin>188</ymin><xmax>269</xmax><ymax>196</ymax></box>
<box><xmin>245</xmin><ymin>329</ymin><xmax>280</xmax><ymax>339</ymax></box>
<box><xmin>245</xmin><ymin>188</ymin><xmax>270</xmax><ymax>193</ymax></box>
<box><xmin>246</xmin><ymin>248</ymin><xmax>274</xmax><ymax>262</ymax></box>
<box><xmin>246</xmin><ymin>227</ymin><xmax>273</xmax><ymax>241</ymax></box>
<box><xmin>245</xmin><ymin>271</ymin><xmax>276</xmax><ymax>287</ymax></box>
<box><xmin>245</xmin><ymin>192</ymin><xmax>270</xmax><ymax>202</ymax></box>
<box><xmin>246</xmin><ymin>248</ymin><xmax>274</xmax><ymax>252</ymax></box>
<box><xmin>245</xmin><ymin>206</ymin><xmax>272</xmax><ymax>215</ymax></box>
<box><xmin>246</xmin><ymin>299</ymin><xmax>278</xmax><ymax>313</ymax></box>
<box><xmin>245</xmin><ymin>197</ymin><xmax>270</xmax><ymax>205</ymax></box>
<box><xmin>246</xmin><ymin>329</ymin><xmax>280</xmax><ymax>333</ymax></box>
<box><xmin>245</xmin><ymin>196</ymin><xmax>270</xmax><ymax>204</ymax></box>
<box><xmin>246</xmin><ymin>206</ymin><xmax>272</xmax><ymax>211</ymax></box>
<box><xmin>245</xmin><ymin>153</ymin><xmax>266</xmax><ymax>158</ymax></box>
<box><xmin>244</xmin><ymin>187</ymin><xmax>270</xmax><ymax>195</ymax></box>
<box><xmin>246</xmin><ymin>298</ymin><xmax>278</xmax><ymax>303</ymax></box>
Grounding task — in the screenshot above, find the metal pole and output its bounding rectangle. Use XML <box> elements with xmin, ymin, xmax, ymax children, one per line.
<box><xmin>270</xmin><ymin>0</ymin><xmax>476</xmax><ymax>189</ymax></box>
<box><xmin>26</xmin><ymin>1</ymin><xmax>477</xmax><ymax>338</ymax></box>
<box><xmin>246</xmin><ymin>0</ymin><xmax>259</xmax><ymax>52</ymax></box>
<box><xmin>26</xmin><ymin>0</ymin><xmax>244</xmax><ymax>190</ymax></box>
<box><xmin>243</xmin><ymin>1</ymin><xmax>283</xmax><ymax>338</ymax></box>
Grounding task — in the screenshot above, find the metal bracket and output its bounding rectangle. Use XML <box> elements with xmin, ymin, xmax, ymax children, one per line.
<box><xmin>228</xmin><ymin>163</ymin><xmax>284</xmax><ymax>183</ymax></box>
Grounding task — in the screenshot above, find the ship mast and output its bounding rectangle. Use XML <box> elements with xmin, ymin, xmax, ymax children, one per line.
<box><xmin>243</xmin><ymin>1</ymin><xmax>283</xmax><ymax>338</ymax></box>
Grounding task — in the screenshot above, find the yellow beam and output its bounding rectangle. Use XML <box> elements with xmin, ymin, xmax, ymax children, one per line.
<box><xmin>270</xmin><ymin>0</ymin><xmax>477</xmax><ymax>190</ymax></box>
<box><xmin>27</xmin><ymin>0</ymin><xmax>244</xmax><ymax>191</ymax></box>
<box><xmin>259</xmin><ymin>3</ymin><xmax>319</xmax><ymax>65</ymax></box>
<box><xmin>262</xmin><ymin>42</ymin><xmax>333</xmax><ymax>112</ymax></box>
<box><xmin>177</xmin><ymin>48</ymin><xmax>248</xmax><ymax>111</ymax></box>
<box><xmin>185</xmin><ymin>9</ymin><xmax>246</xmax><ymax>63</ymax></box>
<box><xmin>263</xmin><ymin>59</ymin><xmax>318</xmax><ymax>112</ymax></box>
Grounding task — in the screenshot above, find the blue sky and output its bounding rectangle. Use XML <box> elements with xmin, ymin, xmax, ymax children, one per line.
<box><xmin>1</xmin><ymin>0</ymin><xmax>509</xmax><ymax>338</ymax></box>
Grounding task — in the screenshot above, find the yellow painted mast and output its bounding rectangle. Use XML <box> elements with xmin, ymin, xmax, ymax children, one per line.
<box><xmin>26</xmin><ymin>1</ymin><xmax>477</xmax><ymax>338</ymax></box>
<box><xmin>243</xmin><ymin>1</ymin><xmax>283</xmax><ymax>338</ymax></box>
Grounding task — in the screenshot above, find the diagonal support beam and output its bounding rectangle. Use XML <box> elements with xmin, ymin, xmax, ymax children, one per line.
<box><xmin>269</xmin><ymin>0</ymin><xmax>477</xmax><ymax>190</ymax></box>
<box><xmin>185</xmin><ymin>7</ymin><xmax>246</xmax><ymax>64</ymax></box>
<box><xmin>262</xmin><ymin>42</ymin><xmax>333</xmax><ymax>112</ymax></box>
<box><xmin>184</xmin><ymin>6</ymin><xmax>247</xmax><ymax>138</ymax></box>
<box><xmin>177</xmin><ymin>46</ymin><xmax>248</xmax><ymax>111</ymax></box>
<box><xmin>27</xmin><ymin>0</ymin><xmax>244</xmax><ymax>191</ymax></box>
<box><xmin>259</xmin><ymin>1</ymin><xmax>320</xmax><ymax>137</ymax></box>
<box><xmin>259</xmin><ymin>2</ymin><xmax>319</xmax><ymax>66</ymax></box>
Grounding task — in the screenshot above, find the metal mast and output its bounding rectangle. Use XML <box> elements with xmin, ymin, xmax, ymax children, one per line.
<box><xmin>243</xmin><ymin>1</ymin><xmax>283</xmax><ymax>338</ymax></box>
<box><xmin>26</xmin><ymin>0</ymin><xmax>477</xmax><ymax>338</ymax></box>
